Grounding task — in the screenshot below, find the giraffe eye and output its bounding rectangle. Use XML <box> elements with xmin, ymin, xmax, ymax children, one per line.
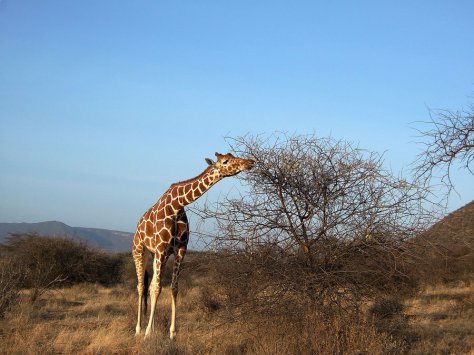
<box><xmin>222</xmin><ymin>160</ymin><xmax>229</xmax><ymax>165</ymax></box>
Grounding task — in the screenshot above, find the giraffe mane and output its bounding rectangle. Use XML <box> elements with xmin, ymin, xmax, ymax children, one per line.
<box><xmin>169</xmin><ymin>165</ymin><xmax>214</xmax><ymax>188</ymax></box>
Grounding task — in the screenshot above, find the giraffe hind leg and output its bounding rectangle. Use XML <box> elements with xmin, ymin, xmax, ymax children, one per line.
<box><xmin>143</xmin><ymin>269</ymin><xmax>149</xmax><ymax>316</ymax></box>
<box><xmin>170</xmin><ymin>246</ymin><xmax>187</xmax><ymax>340</ymax></box>
<box><xmin>170</xmin><ymin>209</ymin><xmax>189</xmax><ymax>339</ymax></box>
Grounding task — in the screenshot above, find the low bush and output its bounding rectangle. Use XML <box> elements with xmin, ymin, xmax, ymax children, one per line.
<box><xmin>0</xmin><ymin>234</ymin><xmax>126</xmax><ymax>302</ymax></box>
<box><xmin>0</xmin><ymin>255</ymin><xmax>25</xmax><ymax>317</ymax></box>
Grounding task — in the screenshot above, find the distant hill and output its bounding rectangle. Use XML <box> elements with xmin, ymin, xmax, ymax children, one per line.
<box><xmin>424</xmin><ymin>200</ymin><xmax>474</xmax><ymax>250</ymax></box>
<box><xmin>415</xmin><ymin>200</ymin><xmax>474</xmax><ymax>283</ymax></box>
<box><xmin>0</xmin><ymin>221</ymin><xmax>133</xmax><ymax>253</ymax></box>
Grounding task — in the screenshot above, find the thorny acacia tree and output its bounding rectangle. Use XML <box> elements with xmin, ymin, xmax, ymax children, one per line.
<box><xmin>195</xmin><ymin>133</ymin><xmax>434</xmax><ymax>315</ymax></box>
<box><xmin>414</xmin><ymin>102</ymin><xmax>474</xmax><ymax>194</ymax></box>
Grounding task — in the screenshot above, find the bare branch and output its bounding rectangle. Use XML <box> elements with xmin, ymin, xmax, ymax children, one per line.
<box><xmin>413</xmin><ymin>102</ymin><xmax>474</xmax><ymax>196</ymax></box>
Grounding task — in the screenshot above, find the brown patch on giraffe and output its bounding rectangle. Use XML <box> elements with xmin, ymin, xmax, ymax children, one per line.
<box><xmin>155</xmin><ymin>242</ymin><xmax>166</xmax><ymax>254</ymax></box>
<box><xmin>171</xmin><ymin>198</ymin><xmax>181</xmax><ymax>211</ymax></box>
<box><xmin>145</xmin><ymin>221</ymin><xmax>154</xmax><ymax>236</ymax></box>
<box><xmin>157</xmin><ymin>200</ymin><xmax>165</xmax><ymax>210</ymax></box>
<box><xmin>165</xmin><ymin>204</ymin><xmax>174</xmax><ymax>216</ymax></box>
<box><xmin>156</xmin><ymin>209</ymin><xmax>165</xmax><ymax>221</ymax></box>
<box><xmin>161</xmin><ymin>229</ymin><xmax>172</xmax><ymax>243</ymax></box>
<box><xmin>185</xmin><ymin>190</ymin><xmax>193</xmax><ymax>202</ymax></box>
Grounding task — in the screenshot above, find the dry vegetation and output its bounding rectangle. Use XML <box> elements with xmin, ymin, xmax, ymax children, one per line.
<box><xmin>0</xmin><ymin>260</ymin><xmax>397</xmax><ymax>354</ymax></box>
<box><xmin>1</xmin><ymin>243</ymin><xmax>473</xmax><ymax>354</ymax></box>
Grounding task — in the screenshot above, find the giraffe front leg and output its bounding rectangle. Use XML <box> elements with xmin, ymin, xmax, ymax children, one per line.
<box><xmin>133</xmin><ymin>245</ymin><xmax>146</xmax><ymax>335</ymax></box>
<box><xmin>136</xmin><ymin>286</ymin><xmax>143</xmax><ymax>335</ymax></box>
<box><xmin>145</xmin><ymin>253</ymin><xmax>164</xmax><ymax>338</ymax></box>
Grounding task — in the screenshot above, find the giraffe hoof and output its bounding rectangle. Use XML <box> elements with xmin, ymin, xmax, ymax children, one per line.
<box><xmin>144</xmin><ymin>328</ymin><xmax>152</xmax><ymax>338</ymax></box>
<box><xmin>170</xmin><ymin>331</ymin><xmax>176</xmax><ymax>340</ymax></box>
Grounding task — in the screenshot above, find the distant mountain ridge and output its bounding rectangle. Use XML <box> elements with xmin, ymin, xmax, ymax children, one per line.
<box><xmin>0</xmin><ymin>221</ymin><xmax>133</xmax><ymax>253</ymax></box>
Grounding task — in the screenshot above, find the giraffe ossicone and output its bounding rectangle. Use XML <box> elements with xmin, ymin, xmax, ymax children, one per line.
<box><xmin>132</xmin><ymin>152</ymin><xmax>255</xmax><ymax>338</ymax></box>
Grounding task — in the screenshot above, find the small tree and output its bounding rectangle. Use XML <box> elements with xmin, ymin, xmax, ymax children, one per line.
<box><xmin>195</xmin><ymin>133</ymin><xmax>433</xmax><ymax>316</ymax></box>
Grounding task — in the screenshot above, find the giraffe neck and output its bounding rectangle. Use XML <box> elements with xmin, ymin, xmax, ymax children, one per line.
<box><xmin>167</xmin><ymin>166</ymin><xmax>221</xmax><ymax>210</ymax></box>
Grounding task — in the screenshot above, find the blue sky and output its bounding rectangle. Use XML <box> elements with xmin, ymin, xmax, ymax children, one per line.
<box><xmin>1</xmin><ymin>1</ymin><xmax>473</xmax><ymax>240</ymax></box>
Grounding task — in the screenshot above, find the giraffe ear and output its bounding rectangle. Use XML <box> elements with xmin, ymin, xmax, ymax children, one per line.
<box><xmin>205</xmin><ymin>158</ymin><xmax>215</xmax><ymax>166</ymax></box>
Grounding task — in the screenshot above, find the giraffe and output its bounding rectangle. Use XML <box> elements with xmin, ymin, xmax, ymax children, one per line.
<box><xmin>132</xmin><ymin>152</ymin><xmax>255</xmax><ymax>338</ymax></box>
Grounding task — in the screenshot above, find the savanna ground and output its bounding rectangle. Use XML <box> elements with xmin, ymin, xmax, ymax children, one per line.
<box><xmin>1</xmin><ymin>250</ymin><xmax>473</xmax><ymax>355</ymax></box>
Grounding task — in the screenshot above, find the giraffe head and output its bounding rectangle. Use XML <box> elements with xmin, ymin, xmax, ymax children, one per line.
<box><xmin>206</xmin><ymin>152</ymin><xmax>255</xmax><ymax>177</ymax></box>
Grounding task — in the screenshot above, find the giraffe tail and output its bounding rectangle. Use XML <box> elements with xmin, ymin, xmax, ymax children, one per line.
<box><xmin>143</xmin><ymin>269</ymin><xmax>149</xmax><ymax>316</ymax></box>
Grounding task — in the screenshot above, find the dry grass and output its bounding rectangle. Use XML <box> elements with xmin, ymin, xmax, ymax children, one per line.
<box><xmin>0</xmin><ymin>278</ymin><xmax>394</xmax><ymax>354</ymax></box>
<box><xmin>0</xmin><ymin>284</ymin><xmax>136</xmax><ymax>354</ymax></box>
<box><xmin>404</xmin><ymin>282</ymin><xmax>474</xmax><ymax>355</ymax></box>
<box><xmin>1</xmin><ymin>271</ymin><xmax>473</xmax><ymax>354</ymax></box>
